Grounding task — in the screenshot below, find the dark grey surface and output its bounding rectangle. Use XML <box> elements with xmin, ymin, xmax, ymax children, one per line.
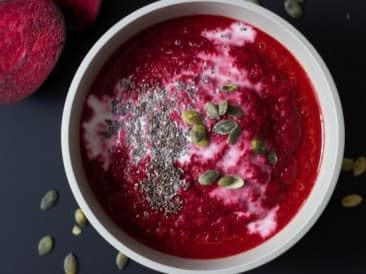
<box><xmin>0</xmin><ymin>1</ymin><xmax>365</xmax><ymax>273</ymax></box>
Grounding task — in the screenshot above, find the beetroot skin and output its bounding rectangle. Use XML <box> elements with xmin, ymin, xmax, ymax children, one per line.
<box><xmin>0</xmin><ymin>0</ymin><xmax>65</xmax><ymax>104</ymax></box>
<box><xmin>53</xmin><ymin>0</ymin><xmax>102</xmax><ymax>29</ymax></box>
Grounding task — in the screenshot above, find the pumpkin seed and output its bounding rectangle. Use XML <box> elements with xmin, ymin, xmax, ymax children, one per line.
<box><xmin>116</xmin><ymin>252</ymin><xmax>129</xmax><ymax>270</ymax></box>
<box><xmin>182</xmin><ymin>110</ymin><xmax>202</xmax><ymax>125</ymax></box>
<box><xmin>246</xmin><ymin>0</ymin><xmax>260</xmax><ymax>4</ymax></box>
<box><xmin>72</xmin><ymin>225</ymin><xmax>82</xmax><ymax>236</ymax></box>
<box><xmin>40</xmin><ymin>190</ymin><xmax>58</xmax><ymax>210</ymax></box>
<box><xmin>199</xmin><ymin>170</ymin><xmax>220</xmax><ymax>185</ymax></box>
<box><xmin>213</xmin><ymin>120</ymin><xmax>237</xmax><ymax>135</ymax></box>
<box><xmin>64</xmin><ymin>253</ymin><xmax>78</xmax><ymax>274</ymax></box>
<box><xmin>74</xmin><ymin>208</ymin><xmax>88</xmax><ymax>227</ymax></box>
<box><xmin>190</xmin><ymin>124</ymin><xmax>209</xmax><ymax>147</ymax></box>
<box><xmin>353</xmin><ymin>156</ymin><xmax>366</xmax><ymax>176</ymax></box>
<box><xmin>268</xmin><ymin>151</ymin><xmax>278</xmax><ymax>165</ymax></box>
<box><xmin>228</xmin><ymin>125</ymin><xmax>241</xmax><ymax>145</ymax></box>
<box><xmin>38</xmin><ymin>235</ymin><xmax>54</xmax><ymax>256</ymax></box>
<box><xmin>218</xmin><ymin>100</ymin><xmax>228</xmax><ymax>116</ymax></box>
<box><xmin>218</xmin><ymin>176</ymin><xmax>245</xmax><ymax>189</ymax></box>
<box><xmin>341</xmin><ymin>158</ymin><xmax>354</xmax><ymax>171</ymax></box>
<box><xmin>221</xmin><ymin>84</ymin><xmax>239</xmax><ymax>92</ymax></box>
<box><xmin>227</xmin><ymin>105</ymin><xmax>244</xmax><ymax>118</ymax></box>
<box><xmin>284</xmin><ymin>0</ymin><xmax>303</xmax><ymax>18</ymax></box>
<box><xmin>251</xmin><ymin>137</ymin><xmax>266</xmax><ymax>154</ymax></box>
<box><xmin>341</xmin><ymin>194</ymin><xmax>363</xmax><ymax>208</ymax></box>
<box><xmin>196</xmin><ymin>139</ymin><xmax>209</xmax><ymax>147</ymax></box>
<box><xmin>206</xmin><ymin>102</ymin><xmax>220</xmax><ymax>120</ymax></box>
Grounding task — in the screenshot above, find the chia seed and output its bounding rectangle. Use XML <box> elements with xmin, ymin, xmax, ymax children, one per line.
<box><xmin>186</xmin><ymin>82</ymin><xmax>196</xmax><ymax>100</ymax></box>
<box><xmin>117</xmin><ymin>78</ymin><xmax>130</xmax><ymax>91</ymax></box>
<box><xmin>100</xmin><ymin>119</ymin><xmax>121</xmax><ymax>139</ymax></box>
<box><xmin>177</xmin><ymin>81</ymin><xmax>186</xmax><ymax>91</ymax></box>
<box><xmin>111</xmin><ymin>98</ymin><xmax>121</xmax><ymax>115</ymax></box>
<box><xmin>112</xmin><ymin>79</ymin><xmax>189</xmax><ymax>215</ymax></box>
<box><xmin>202</xmin><ymin>75</ymin><xmax>209</xmax><ymax>85</ymax></box>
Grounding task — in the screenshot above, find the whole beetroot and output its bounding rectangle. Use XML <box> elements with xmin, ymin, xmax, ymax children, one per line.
<box><xmin>53</xmin><ymin>0</ymin><xmax>102</xmax><ymax>29</ymax></box>
<box><xmin>0</xmin><ymin>0</ymin><xmax>65</xmax><ymax>104</ymax></box>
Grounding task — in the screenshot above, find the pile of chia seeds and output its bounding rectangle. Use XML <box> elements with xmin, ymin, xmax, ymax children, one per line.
<box><xmin>107</xmin><ymin>79</ymin><xmax>189</xmax><ymax>215</ymax></box>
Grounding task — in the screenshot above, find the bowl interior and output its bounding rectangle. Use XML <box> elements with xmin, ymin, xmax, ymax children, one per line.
<box><xmin>61</xmin><ymin>0</ymin><xmax>344</xmax><ymax>273</ymax></box>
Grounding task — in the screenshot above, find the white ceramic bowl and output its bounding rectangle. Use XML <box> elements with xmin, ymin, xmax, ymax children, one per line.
<box><xmin>61</xmin><ymin>0</ymin><xmax>344</xmax><ymax>273</ymax></box>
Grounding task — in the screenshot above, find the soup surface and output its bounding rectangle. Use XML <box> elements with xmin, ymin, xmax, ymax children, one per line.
<box><xmin>81</xmin><ymin>15</ymin><xmax>322</xmax><ymax>258</ymax></box>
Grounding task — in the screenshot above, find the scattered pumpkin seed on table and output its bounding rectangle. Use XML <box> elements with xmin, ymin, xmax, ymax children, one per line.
<box><xmin>218</xmin><ymin>176</ymin><xmax>245</xmax><ymax>189</ymax></box>
<box><xmin>353</xmin><ymin>156</ymin><xmax>366</xmax><ymax>176</ymax></box>
<box><xmin>341</xmin><ymin>158</ymin><xmax>354</xmax><ymax>171</ymax></box>
<box><xmin>182</xmin><ymin>110</ymin><xmax>202</xmax><ymax>125</ymax></box>
<box><xmin>72</xmin><ymin>225</ymin><xmax>82</xmax><ymax>236</ymax></box>
<box><xmin>74</xmin><ymin>208</ymin><xmax>88</xmax><ymax>227</ymax></box>
<box><xmin>284</xmin><ymin>0</ymin><xmax>303</xmax><ymax>18</ymax></box>
<box><xmin>64</xmin><ymin>253</ymin><xmax>78</xmax><ymax>274</ymax></box>
<box><xmin>341</xmin><ymin>194</ymin><xmax>363</xmax><ymax>208</ymax></box>
<box><xmin>116</xmin><ymin>252</ymin><xmax>129</xmax><ymax>270</ymax></box>
<box><xmin>206</xmin><ymin>102</ymin><xmax>220</xmax><ymax>120</ymax></box>
<box><xmin>40</xmin><ymin>190</ymin><xmax>58</xmax><ymax>210</ymax></box>
<box><xmin>38</xmin><ymin>235</ymin><xmax>54</xmax><ymax>256</ymax></box>
<box><xmin>199</xmin><ymin>170</ymin><xmax>221</xmax><ymax>185</ymax></box>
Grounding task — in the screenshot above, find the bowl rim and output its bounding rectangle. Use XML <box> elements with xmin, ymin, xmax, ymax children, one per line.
<box><xmin>61</xmin><ymin>0</ymin><xmax>344</xmax><ymax>273</ymax></box>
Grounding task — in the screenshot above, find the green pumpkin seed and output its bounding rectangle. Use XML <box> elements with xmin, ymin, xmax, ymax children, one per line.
<box><xmin>284</xmin><ymin>0</ymin><xmax>303</xmax><ymax>18</ymax></box>
<box><xmin>206</xmin><ymin>102</ymin><xmax>220</xmax><ymax>120</ymax></box>
<box><xmin>221</xmin><ymin>84</ymin><xmax>239</xmax><ymax>92</ymax></box>
<box><xmin>218</xmin><ymin>176</ymin><xmax>245</xmax><ymax>189</ymax></box>
<box><xmin>74</xmin><ymin>208</ymin><xmax>88</xmax><ymax>227</ymax></box>
<box><xmin>342</xmin><ymin>158</ymin><xmax>354</xmax><ymax>171</ymax></box>
<box><xmin>268</xmin><ymin>151</ymin><xmax>278</xmax><ymax>165</ymax></box>
<box><xmin>218</xmin><ymin>100</ymin><xmax>228</xmax><ymax>116</ymax></box>
<box><xmin>251</xmin><ymin>137</ymin><xmax>266</xmax><ymax>154</ymax></box>
<box><xmin>228</xmin><ymin>125</ymin><xmax>241</xmax><ymax>145</ymax></box>
<box><xmin>227</xmin><ymin>105</ymin><xmax>244</xmax><ymax>118</ymax></box>
<box><xmin>213</xmin><ymin>120</ymin><xmax>238</xmax><ymax>135</ymax></box>
<box><xmin>341</xmin><ymin>194</ymin><xmax>363</xmax><ymax>208</ymax></box>
<box><xmin>64</xmin><ymin>253</ymin><xmax>78</xmax><ymax>274</ymax></box>
<box><xmin>72</xmin><ymin>225</ymin><xmax>82</xmax><ymax>236</ymax></box>
<box><xmin>199</xmin><ymin>170</ymin><xmax>220</xmax><ymax>185</ymax></box>
<box><xmin>195</xmin><ymin>139</ymin><xmax>209</xmax><ymax>147</ymax></box>
<box><xmin>116</xmin><ymin>252</ymin><xmax>129</xmax><ymax>270</ymax></box>
<box><xmin>190</xmin><ymin>124</ymin><xmax>209</xmax><ymax>147</ymax></box>
<box><xmin>182</xmin><ymin>110</ymin><xmax>202</xmax><ymax>125</ymax></box>
<box><xmin>353</xmin><ymin>156</ymin><xmax>366</xmax><ymax>176</ymax></box>
<box><xmin>246</xmin><ymin>0</ymin><xmax>260</xmax><ymax>4</ymax></box>
<box><xmin>40</xmin><ymin>190</ymin><xmax>58</xmax><ymax>210</ymax></box>
<box><xmin>38</xmin><ymin>235</ymin><xmax>54</xmax><ymax>256</ymax></box>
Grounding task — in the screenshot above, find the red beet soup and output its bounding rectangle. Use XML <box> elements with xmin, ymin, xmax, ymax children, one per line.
<box><xmin>80</xmin><ymin>15</ymin><xmax>322</xmax><ymax>258</ymax></box>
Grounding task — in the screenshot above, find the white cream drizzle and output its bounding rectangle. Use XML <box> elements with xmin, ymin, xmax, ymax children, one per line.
<box><xmin>247</xmin><ymin>206</ymin><xmax>279</xmax><ymax>238</ymax></box>
<box><xmin>82</xmin><ymin>95</ymin><xmax>114</xmax><ymax>170</ymax></box>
